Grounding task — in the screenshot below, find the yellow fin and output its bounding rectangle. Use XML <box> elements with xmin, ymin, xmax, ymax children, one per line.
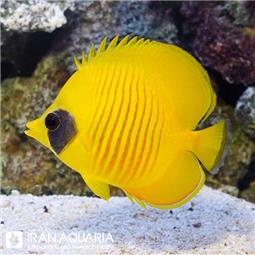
<box><xmin>125</xmin><ymin>152</ymin><xmax>205</xmax><ymax>209</ymax></box>
<box><xmin>88</xmin><ymin>43</ymin><xmax>95</xmax><ymax>62</ymax></box>
<box><xmin>96</xmin><ymin>36</ymin><xmax>107</xmax><ymax>57</ymax></box>
<box><xmin>117</xmin><ymin>35</ymin><xmax>129</xmax><ymax>47</ymax></box>
<box><xmin>73</xmin><ymin>56</ymin><xmax>82</xmax><ymax>70</ymax></box>
<box><xmin>75</xmin><ymin>35</ymin><xmax>149</xmax><ymax>67</ymax></box>
<box><xmin>123</xmin><ymin>190</ymin><xmax>134</xmax><ymax>203</ymax></box>
<box><xmin>200</xmin><ymin>83</ymin><xmax>217</xmax><ymax>123</ymax></box>
<box><xmin>157</xmin><ymin>44</ymin><xmax>213</xmax><ymax>130</ymax></box>
<box><xmin>133</xmin><ymin>197</ymin><xmax>147</xmax><ymax>208</ymax></box>
<box><xmin>127</xmin><ymin>36</ymin><xmax>138</xmax><ymax>46</ymax></box>
<box><xmin>82</xmin><ymin>175</ymin><xmax>110</xmax><ymax>200</ymax></box>
<box><xmin>81</xmin><ymin>51</ymin><xmax>86</xmax><ymax>65</ymax></box>
<box><xmin>192</xmin><ymin>120</ymin><xmax>226</xmax><ymax>171</ymax></box>
<box><xmin>136</xmin><ymin>38</ymin><xmax>145</xmax><ymax>45</ymax></box>
<box><xmin>123</xmin><ymin>190</ymin><xmax>147</xmax><ymax>208</ymax></box>
<box><xmin>107</xmin><ymin>35</ymin><xmax>119</xmax><ymax>50</ymax></box>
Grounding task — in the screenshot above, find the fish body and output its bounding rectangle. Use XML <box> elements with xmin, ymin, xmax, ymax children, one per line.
<box><xmin>25</xmin><ymin>36</ymin><xmax>226</xmax><ymax>209</ymax></box>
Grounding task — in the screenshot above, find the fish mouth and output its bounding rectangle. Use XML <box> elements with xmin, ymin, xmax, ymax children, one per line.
<box><xmin>24</xmin><ymin>123</ymin><xmax>35</xmax><ymax>137</ymax></box>
<box><xmin>24</xmin><ymin>128</ymin><xmax>34</xmax><ymax>137</ymax></box>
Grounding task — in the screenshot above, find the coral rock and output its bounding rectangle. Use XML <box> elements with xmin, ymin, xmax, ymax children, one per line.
<box><xmin>180</xmin><ymin>1</ymin><xmax>255</xmax><ymax>85</ymax></box>
<box><xmin>235</xmin><ymin>87</ymin><xmax>255</xmax><ymax>139</ymax></box>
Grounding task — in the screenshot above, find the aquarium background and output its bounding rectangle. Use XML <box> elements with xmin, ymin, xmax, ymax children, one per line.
<box><xmin>1</xmin><ymin>1</ymin><xmax>255</xmax><ymax>203</ymax></box>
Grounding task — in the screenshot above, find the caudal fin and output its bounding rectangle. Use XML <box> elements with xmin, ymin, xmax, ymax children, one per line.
<box><xmin>192</xmin><ymin>120</ymin><xmax>227</xmax><ymax>172</ymax></box>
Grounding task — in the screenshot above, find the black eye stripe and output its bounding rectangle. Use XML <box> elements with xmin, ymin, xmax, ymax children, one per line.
<box><xmin>45</xmin><ymin>113</ymin><xmax>61</xmax><ymax>131</ymax></box>
<box><xmin>46</xmin><ymin>109</ymin><xmax>77</xmax><ymax>154</ymax></box>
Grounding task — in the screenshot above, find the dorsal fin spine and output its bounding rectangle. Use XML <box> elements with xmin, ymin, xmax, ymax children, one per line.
<box><xmin>107</xmin><ymin>35</ymin><xmax>119</xmax><ymax>50</ymax></box>
<box><xmin>81</xmin><ymin>51</ymin><xmax>86</xmax><ymax>65</ymax></box>
<box><xmin>96</xmin><ymin>36</ymin><xmax>107</xmax><ymax>57</ymax></box>
<box><xmin>75</xmin><ymin>35</ymin><xmax>150</xmax><ymax>69</ymax></box>
<box><xmin>117</xmin><ymin>35</ymin><xmax>129</xmax><ymax>48</ymax></box>
<box><xmin>73</xmin><ymin>56</ymin><xmax>82</xmax><ymax>70</ymax></box>
<box><xmin>136</xmin><ymin>38</ymin><xmax>145</xmax><ymax>46</ymax></box>
<box><xmin>127</xmin><ymin>36</ymin><xmax>138</xmax><ymax>46</ymax></box>
<box><xmin>88</xmin><ymin>43</ymin><xmax>95</xmax><ymax>61</ymax></box>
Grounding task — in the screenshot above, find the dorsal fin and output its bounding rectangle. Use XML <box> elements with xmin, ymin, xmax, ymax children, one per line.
<box><xmin>117</xmin><ymin>35</ymin><xmax>129</xmax><ymax>48</ymax></box>
<box><xmin>136</xmin><ymin>38</ymin><xmax>145</xmax><ymax>45</ymax></box>
<box><xmin>96</xmin><ymin>36</ymin><xmax>107</xmax><ymax>57</ymax></box>
<box><xmin>127</xmin><ymin>36</ymin><xmax>138</xmax><ymax>46</ymax></box>
<box><xmin>88</xmin><ymin>43</ymin><xmax>95</xmax><ymax>61</ymax></box>
<box><xmin>107</xmin><ymin>35</ymin><xmax>119</xmax><ymax>50</ymax></box>
<box><xmin>73</xmin><ymin>56</ymin><xmax>82</xmax><ymax>70</ymax></box>
<box><xmin>73</xmin><ymin>35</ymin><xmax>151</xmax><ymax>70</ymax></box>
<box><xmin>81</xmin><ymin>51</ymin><xmax>86</xmax><ymax>64</ymax></box>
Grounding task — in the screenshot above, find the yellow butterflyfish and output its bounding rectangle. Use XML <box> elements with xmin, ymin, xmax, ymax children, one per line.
<box><xmin>25</xmin><ymin>36</ymin><xmax>226</xmax><ymax>209</ymax></box>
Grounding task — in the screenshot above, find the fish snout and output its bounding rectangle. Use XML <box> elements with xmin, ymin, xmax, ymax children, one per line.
<box><xmin>24</xmin><ymin>118</ymin><xmax>41</xmax><ymax>137</ymax></box>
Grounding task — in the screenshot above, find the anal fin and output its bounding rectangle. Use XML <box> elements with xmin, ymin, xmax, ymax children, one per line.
<box><xmin>124</xmin><ymin>190</ymin><xmax>147</xmax><ymax>208</ymax></box>
<box><xmin>124</xmin><ymin>151</ymin><xmax>205</xmax><ymax>209</ymax></box>
<box><xmin>82</xmin><ymin>174</ymin><xmax>110</xmax><ymax>200</ymax></box>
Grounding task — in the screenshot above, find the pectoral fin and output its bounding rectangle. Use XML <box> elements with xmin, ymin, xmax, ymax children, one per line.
<box><xmin>82</xmin><ymin>175</ymin><xmax>110</xmax><ymax>200</ymax></box>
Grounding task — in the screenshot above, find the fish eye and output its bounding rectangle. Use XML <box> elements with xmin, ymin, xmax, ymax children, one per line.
<box><xmin>45</xmin><ymin>113</ymin><xmax>61</xmax><ymax>131</ymax></box>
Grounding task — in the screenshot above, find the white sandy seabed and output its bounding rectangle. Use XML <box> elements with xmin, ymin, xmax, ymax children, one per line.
<box><xmin>0</xmin><ymin>186</ymin><xmax>254</xmax><ymax>255</ymax></box>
